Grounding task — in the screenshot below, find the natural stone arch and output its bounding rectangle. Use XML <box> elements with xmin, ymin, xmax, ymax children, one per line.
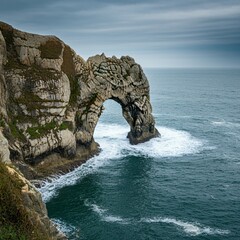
<box><xmin>75</xmin><ymin>54</ymin><xmax>159</xmax><ymax>145</ymax></box>
<box><xmin>0</xmin><ymin>21</ymin><xmax>159</xmax><ymax>163</ymax></box>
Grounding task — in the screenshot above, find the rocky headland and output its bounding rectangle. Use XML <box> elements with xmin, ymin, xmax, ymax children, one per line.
<box><xmin>0</xmin><ymin>21</ymin><xmax>159</xmax><ymax>239</ymax></box>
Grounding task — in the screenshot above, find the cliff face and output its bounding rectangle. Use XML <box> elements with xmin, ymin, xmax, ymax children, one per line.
<box><xmin>0</xmin><ymin>129</ymin><xmax>66</xmax><ymax>239</ymax></box>
<box><xmin>0</xmin><ymin>163</ymin><xmax>66</xmax><ymax>240</ymax></box>
<box><xmin>0</xmin><ymin>21</ymin><xmax>159</xmax><ymax>170</ymax></box>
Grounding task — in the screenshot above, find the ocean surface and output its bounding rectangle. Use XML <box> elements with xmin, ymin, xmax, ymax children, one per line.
<box><xmin>39</xmin><ymin>68</ymin><xmax>240</xmax><ymax>240</ymax></box>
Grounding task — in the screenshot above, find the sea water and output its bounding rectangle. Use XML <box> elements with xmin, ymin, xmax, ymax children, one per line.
<box><xmin>39</xmin><ymin>68</ymin><xmax>240</xmax><ymax>240</ymax></box>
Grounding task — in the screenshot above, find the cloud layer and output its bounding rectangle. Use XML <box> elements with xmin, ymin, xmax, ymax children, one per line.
<box><xmin>1</xmin><ymin>0</ymin><xmax>240</xmax><ymax>67</ymax></box>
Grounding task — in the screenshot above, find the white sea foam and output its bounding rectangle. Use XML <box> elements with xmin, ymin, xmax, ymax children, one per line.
<box><xmin>84</xmin><ymin>201</ymin><xmax>229</xmax><ymax>236</ymax></box>
<box><xmin>51</xmin><ymin>218</ymin><xmax>77</xmax><ymax>236</ymax></box>
<box><xmin>130</xmin><ymin>126</ymin><xmax>204</xmax><ymax>158</ymax></box>
<box><xmin>211</xmin><ymin>120</ymin><xmax>240</xmax><ymax>128</ymax></box>
<box><xmin>85</xmin><ymin>201</ymin><xmax>129</xmax><ymax>224</ymax></box>
<box><xmin>104</xmin><ymin>215</ymin><xmax>127</xmax><ymax>223</ymax></box>
<box><xmin>141</xmin><ymin>217</ymin><xmax>230</xmax><ymax>236</ymax></box>
<box><xmin>39</xmin><ymin>123</ymin><xmax>206</xmax><ymax>202</ymax></box>
<box><xmin>94</xmin><ymin>123</ymin><xmax>128</xmax><ymax>139</ymax></box>
<box><xmin>38</xmin><ymin>151</ymin><xmax>117</xmax><ymax>202</ymax></box>
<box><xmin>96</xmin><ymin>123</ymin><xmax>205</xmax><ymax>158</ymax></box>
<box><xmin>86</xmin><ymin>202</ymin><xmax>106</xmax><ymax>214</ymax></box>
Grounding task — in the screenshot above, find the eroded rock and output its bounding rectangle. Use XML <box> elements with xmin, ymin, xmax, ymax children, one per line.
<box><xmin>77</xmin><ymin>54</ymin><xmax>160</xmax><ymax>145</ymax></box>
<box><xmin>0</xmin><ymin>21</ymin><xmax>159</xmax><ymax>164</ymax></box>
<box><xmin>3</xmin><ymin>164</ymin><xmax>67</xmax><ymax>240</ymax></box>
<box><xmin>0</xmin><ymin>129</ymin><xmax>11</xmax><ymax>163</ymax></box>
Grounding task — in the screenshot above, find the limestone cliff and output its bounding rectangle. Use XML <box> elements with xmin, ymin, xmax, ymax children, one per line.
<box><xmin>0</xmin><ymin>21</ymin><xmax>159</xmax><ymax>173</ymax></box>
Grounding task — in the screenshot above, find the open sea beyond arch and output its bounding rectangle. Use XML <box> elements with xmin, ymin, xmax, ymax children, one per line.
<box><xmin>39</xmin><ymin>68</ymin><xmax>240</xmax><ymax>240</ymax></box>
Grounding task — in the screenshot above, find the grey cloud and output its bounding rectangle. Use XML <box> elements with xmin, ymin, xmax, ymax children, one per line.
<box><xmin>0</xmin><ymin>0</ymin><xmax>240</xmax><ymax>67</ymax></box>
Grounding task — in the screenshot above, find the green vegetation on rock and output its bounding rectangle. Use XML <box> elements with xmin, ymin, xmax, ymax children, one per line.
<box><xmin>0</xmin><ymin>118</ymin><xmax>5</xmax><ymax>128</ymax></box>
<box><xmin>61</xmin><ymin>45</ymin><xmax>75</xmax><ymax>77</ymax></box>
<box><xmin>59</xmin><ymin>121</ymin><xmax>73</xmax><ymax>131</ymax></box>
<box><xmin>39</xmin><ymin>39</ymin><xmax>62</xmax><ymax>59</ymax></box>
<box><xmin>23</xmin><ymin>66</ymin><xmax>60</xmax><ymax>81</ymax></box>
<box><xmin>8</xmin><ymin>120</ymin><xmax>26</xmax><ymax>142</ymax></box>
<box><xmin>69</xmin><ymin>76</ymin><xmax>79</xmax><ymax>106</ymax></box>
<box><xmin>60</xmin><ymin>45</ymin><xmax>80</xmax><ymax>106</ymax></box>
<box><xmin>0</xmin><ymin>162</ymin><xmax>49</xmax><ymax>240</ymax></box>
<box><xmin>26</xmin><ymin>120</ymin><xmax>72</xmax><ymax>139</ymax></box>
<box><xmin>27</xmin><ymin>120</ymin><xmax>57</xmax><ymax>139</ymax></box>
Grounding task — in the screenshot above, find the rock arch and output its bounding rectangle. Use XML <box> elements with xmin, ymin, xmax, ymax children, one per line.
<box><xmin>75</xmin><ymin>54</ymin><xmax>160</xmax><ymax>145</ymax></box>
<box><xmin>0</xmin><ymin>22</ymin><xmax>159</xmax><ymax>163</ymax></box>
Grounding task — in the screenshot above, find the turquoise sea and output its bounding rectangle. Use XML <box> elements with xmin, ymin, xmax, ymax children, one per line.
<box><xmin>39</xmin><ymin>68</ymin><xmax>240</xmax><ymax>240</ymax></box>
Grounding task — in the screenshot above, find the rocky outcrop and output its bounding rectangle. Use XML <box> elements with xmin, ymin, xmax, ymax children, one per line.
<box><xmin>0</xmin><ymin>129</ymin><xmax>11</xmax><ymax>163</ymax></box>
<box><xmin>77</xmin><ymin>54</ymin><xmax>159</xmax><ymax>145</ymax></box>
<box><xmin>0</xmin><ymin>29</ymin><xmax>8</xmax><ymax>120</ymax></box>
<box><xmin>0</xmin><ymin>21</ymin><xmax>159</xmax><ymax>169</ymax></box>
<box><xmin>7</xmin><ymin>165</ymin><xmax>66</xmax><ymax>239</ymax></box>
<box><xmin>0</xmin><ymin>161</ymin><xmax>66</xmax><ymax>240</ymax></box>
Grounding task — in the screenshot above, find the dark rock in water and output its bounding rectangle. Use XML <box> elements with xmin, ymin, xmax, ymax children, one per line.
<box><xmin>128</xmin><ymin>127</ymin><xmax>160</xmax><ymax>145</ymax></box>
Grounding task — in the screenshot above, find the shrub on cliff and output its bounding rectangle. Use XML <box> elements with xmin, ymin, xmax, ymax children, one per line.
<box><xmin>0</xmin><ymin>162</ymin><xmax>50</xmax><ymax>240</ymax></box>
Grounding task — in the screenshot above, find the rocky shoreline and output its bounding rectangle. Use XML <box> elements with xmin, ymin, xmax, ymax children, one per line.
<box><xmin>16</xmin><ymin>140</ymin><xmax>100</xmax><ymax>184</ymax></box>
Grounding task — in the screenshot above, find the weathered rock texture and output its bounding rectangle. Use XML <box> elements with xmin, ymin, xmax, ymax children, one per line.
<box><xmin>0</xmin><ymin>162</ymin><xmax>66</xmax><ymax>240</ymax></box>
<box><xmin>0</xmin><ymin>129</ymin><xmax>11</xmax><ymax>163</ymax></box>
<box><xmin>77</xmin><ymin>54</ymin><xmax>159</xmax><ymax>145</ymax></box>
<box><xmin>0</xmin><ymin>21</ymin><xmax>159</xmax><ymax>168</ymax></box>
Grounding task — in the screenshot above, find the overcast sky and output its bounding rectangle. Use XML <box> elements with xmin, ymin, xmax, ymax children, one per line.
<box><xmin>1</xmin><ymin>0</ymin><xmax>240</xmax><ymax>68</ymax></box>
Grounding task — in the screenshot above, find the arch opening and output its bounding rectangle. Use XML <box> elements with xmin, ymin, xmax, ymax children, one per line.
<box><xmin>95</xmin><ymin>99</ymin><xmax>128</xmax><ymax>127</ymax></box>
<box><xmin>93</xmin><ymin>99</ymin><xmax>129</xmax><ymax>142</ymax></box>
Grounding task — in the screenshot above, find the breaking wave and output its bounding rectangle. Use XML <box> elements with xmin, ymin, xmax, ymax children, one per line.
<box><xmin>141</xmin><ymin>217</ymin><xmax>230</xmax><ymax>236</ymax></box>
<box><xmin>39</xmin><ymin>123</ymin><xmax>206</xmax><ymax>202</ymax></box>
<box><xmin>85</xmin><ymin>201</ymin><xmax>230</xmax><ymax>236</ymax></box>
<box><xmin>51</xmin><ymin>218</ymin><xmax>78</xmax><ymax>238</ymax></box>
<box><xmin>211</xmin><ymin>120</ymin><xmax>240</xmax><ymax>128</ymax></box>
<box><xmin>85</xmin><ymin>200</ymin><xmax>129</xmax><ymax>224</ymax></box>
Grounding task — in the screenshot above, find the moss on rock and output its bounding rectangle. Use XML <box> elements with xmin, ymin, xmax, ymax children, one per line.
<box><xmin>61</xmin><ymin>45</ymin><xmax>75</xmax><ymax>78</ymax></box>
<box><xmin>8</xmin><ymin>120</ymin><xmax>26</xmax><ymax>142</ymax></box>
<box><xmin>39</xmin><ymin>39</ymin><xmax>62</xmax><ymax>59</ymax></box>
<box><xmin>26</xmin><ymin>120</ymin><xmax>57</xmax><ymax>139</ymax></box>
<box><xmin>69</xmin><ymin>75</ymin><xmax>79</xmax><ymax>106</ymax></box>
